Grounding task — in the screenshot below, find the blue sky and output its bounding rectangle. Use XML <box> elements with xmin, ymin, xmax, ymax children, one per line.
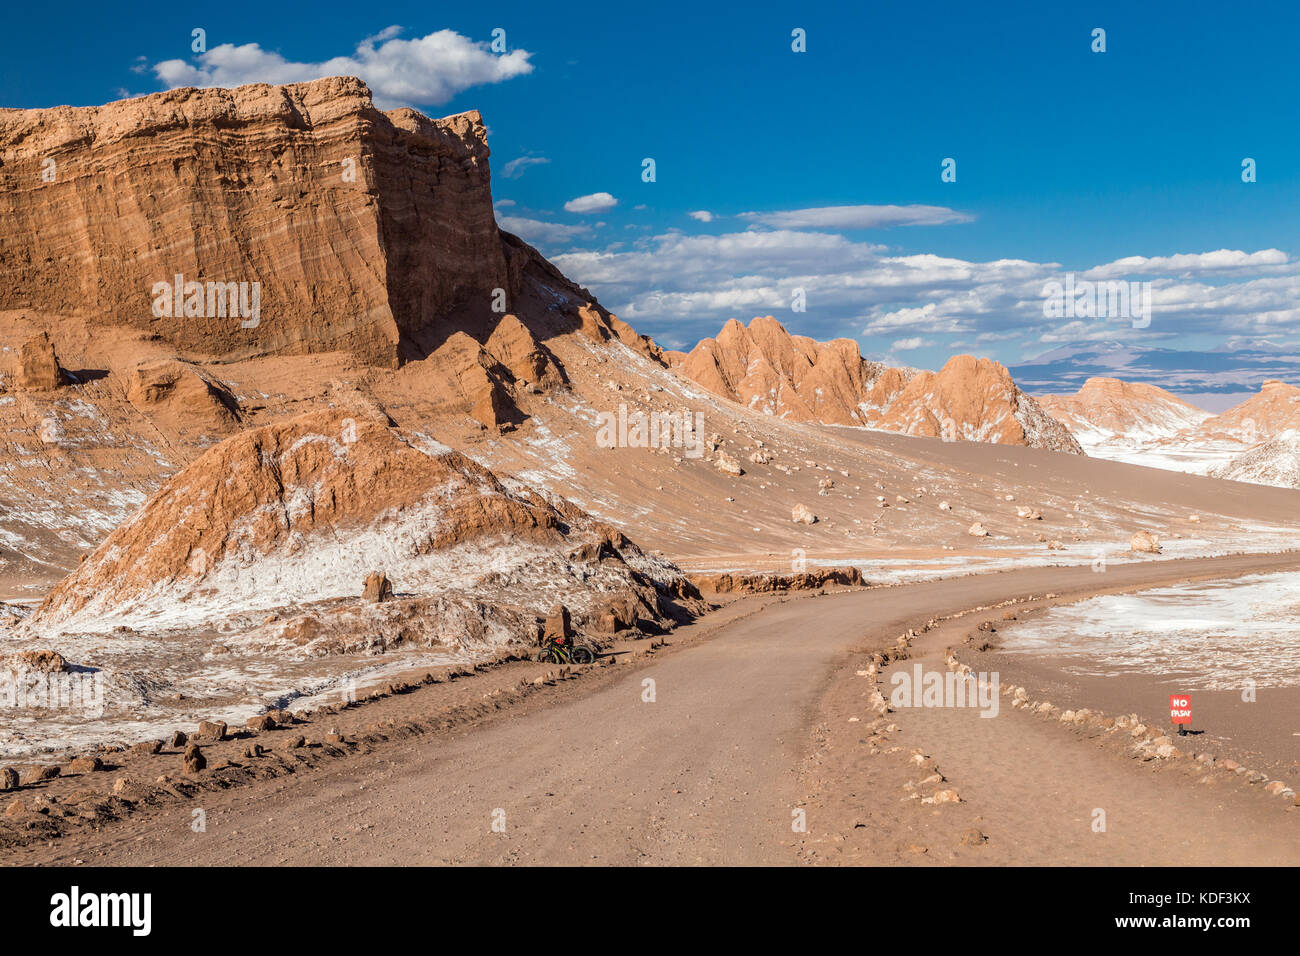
<box><xmin>4</xmin><ymin>0</ymin><xmax>1298</xmax><ymax>391</ymax></box>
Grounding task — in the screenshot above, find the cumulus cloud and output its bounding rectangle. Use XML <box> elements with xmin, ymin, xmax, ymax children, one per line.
<box><xmin>546</xmin><ymin>223</ymin><xmax>1300</xmax><ymax>356</ymax></box>
<box><xmin>501</xmin><ymin>156</ymin><xmax>550</xmax><ymax>179</ymax></box>
<box><xmin>563</xmin><ymin>192</ymin><xmax>618</xmax><ymax>214</ymax></box>
<box><xmin>497</xmin><ymin>216</ymin><xmax>592</xmax><ymax>246</ymax></box>
<box><xmin>151</xmin><ymin>28</ymin><xmax>533</xmax><ymax>108</ymax></box>
<box><xmin>738</xmin><ymin>204</ymin><xmax>973</xmax><ymax>230</ymax></box>
<box><xmin>891</xmin><ymin>337</ymin><xmax>932</xmax><ymax>351</ymax></box>
<box><xmin>688</xmin><ymin>210</ymin><xmax>715</xmax><ymax>223</ymax></box>
<box><xmin>1083</xmin><ymin>248</ymin><xmax>1290</xmax><ymax>280</ymax></box>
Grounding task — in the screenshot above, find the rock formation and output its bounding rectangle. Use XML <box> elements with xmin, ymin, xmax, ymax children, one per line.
<box><xmin>1189</xmin><ymin>379</ymin><xmax>1300</xmax><ymax>445</ymax></box>
<box><xmin>0</xmin><ymin>76</ymin><xmax>673</xmax><ymax>435</ymax></box>
<box><xmin>673</xmin><ymin>317</ymin><xmax>1083</xmax><ymax>453</ymax></box>
<box><xmin>363</xmin><ymin>571</ymin><xmax>394</xmax><ymax>603</ymax></box>
<box><xmin>0</xmin><ymin>79</ymin><xmax>506</xmax><ymax>368</ymax></box>
<box><xmin>13</xmin><ymin>332</ymin><xmax>68</xmax><ymax>390</ymax></box>
<box><xmin>126</xmin><ymin>359</ymin><xmax>240</xmax><ymax>437</ymax></box>
<box><xmin>674</xmin><ymin>316</ymin><xmax>900</xmax><ymax>426</ymax></box>
<box><xmin>1129</xmin><ymin>530</ymin><xmax>1161</xmax><ymax>553</ymax></box>
<box><xmin>1209</xmin><ymin>430</ymin><xmax>1300</xmax><ymax>489</ymax></box>
<box><xmin>30</xmin><ymin>404</ymin><xmax>705</xmax><ymax>645</ymax></box>
<box><xmin>1038</xmin><ymin>376</ymin><xmax>1300</xmax><ymax>474</ymax></box>
<box><xmin>868</xmin><ymin>355</ymin><xmax>1084</xmax><ymax>453</ymax></box>
<box><xmin>1037</xmin><ymin>377</ymin><xmax>1212</xmax><ymax>445</ymax></box>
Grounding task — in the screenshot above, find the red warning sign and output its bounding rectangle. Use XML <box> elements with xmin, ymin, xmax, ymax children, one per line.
<box><xmin>1169</xmin><ymin>694</ymin><xmax>1191</xmax><ymax>725</ymax></box>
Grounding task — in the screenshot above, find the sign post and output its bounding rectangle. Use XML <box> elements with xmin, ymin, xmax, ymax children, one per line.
<box><xmin>1169</xmin><ymin>693</ymin><xmax>1191</xmax><ymax>736</ymax></box>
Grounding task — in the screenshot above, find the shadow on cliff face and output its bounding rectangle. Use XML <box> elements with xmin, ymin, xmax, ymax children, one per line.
<box><xmin>366</xmin><ymin>104</ymin><xmax>590</xmax><ymax>368</ymax></box>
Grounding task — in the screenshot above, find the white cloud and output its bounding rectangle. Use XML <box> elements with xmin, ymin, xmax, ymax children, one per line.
<box><xmin>1083</xmin><ymin>248</ymin><xmax>1289</xmax><ymax>280</ymax></box>
<box><xmin>501</xmin><ymin>156</ymin><xmax>550</xmax><ymax>179</ymax></box>
<box><xmin>890</xmin><ymin>337</ymin><xmax>932</xmax><ymax>351</ymax></box>
<box><xmin>563</xmin><ymin>192</ymin><xmax>618</xmax><ymax>214</ymax></box>
<box><xmin>497</xmin><ymin>216</ymin><xmax>592</xmax><ymax>245</ymax></box>
<box><xmin>547</xmin><ymin>224</ymin><xmax>1300</xmax><ymax>355</ymax></box>
<box><xmin>151</xmin><ymin>28</ymin><xmax>533</xmax><ymax>108</ymax></box>
<box><xmin>738</xmin><ymin>204</ymin><xmax>973</xmax><ymax>230</ymax></box>
<box><xmin>493</xmin><ymin>199</ymin><xmax>516</xmax><ymax>208</ymax></box>
<box><xmin>688</xmin><ymin>210</ymin><xmax>715</xmax><ymax>223</ymax></box>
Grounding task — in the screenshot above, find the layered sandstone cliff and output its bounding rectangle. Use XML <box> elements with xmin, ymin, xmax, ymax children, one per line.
<box><xmin>0</xmin><ymin>77</ymin><xmax>520</xmax><ymax>368</ymax></box>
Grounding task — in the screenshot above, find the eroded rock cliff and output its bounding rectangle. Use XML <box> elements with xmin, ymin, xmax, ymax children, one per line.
<box><xmin>0</xmin><ymin>77</ymin><xmax>517</xmax><ymax>368</ymax></box>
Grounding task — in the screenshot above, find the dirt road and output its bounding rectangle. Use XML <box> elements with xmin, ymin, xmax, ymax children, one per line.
<box><xmin>15</xmin><ymin>551</ymin><xmax>1300</xmax><ymax>866</ymax></box>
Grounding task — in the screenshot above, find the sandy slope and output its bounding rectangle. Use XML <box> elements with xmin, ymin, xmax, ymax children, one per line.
<box><xmin>11</xmin><ymin>551</ymin><xmax>1299</xmax><ymax>867</ymax></box>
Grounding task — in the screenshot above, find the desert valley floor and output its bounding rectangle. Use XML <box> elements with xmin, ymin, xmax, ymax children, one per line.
<box><xmin>1</xmin><ymin>77</ymin><xmax>1298</xmax><ymax>868</ymax></box>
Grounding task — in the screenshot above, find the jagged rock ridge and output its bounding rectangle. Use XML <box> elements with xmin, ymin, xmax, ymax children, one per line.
<box><xmin>670</xmin><ymin>316</ymin><xmax>1083</xmax><ymax>453</ymax></box>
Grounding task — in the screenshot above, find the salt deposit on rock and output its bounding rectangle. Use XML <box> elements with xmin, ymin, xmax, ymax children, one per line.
<box><xmin>1209</xmin><ymin>430</ymin><xmax>1300</xmax><ymax>490</ymax></box>
<box><xmin>29</xmin><ymin>405</ymin><xmax>706</xmax><ymax>649</ymax></box>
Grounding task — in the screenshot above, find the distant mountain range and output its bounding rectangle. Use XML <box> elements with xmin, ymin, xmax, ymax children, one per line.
<box><xmin>666</xmin><ymin>316</ymin><xmax>1083</xmax><ymax>454</ymax></box>
<box><xmin>1010</xmin><ymin>341</ymin><xmax>1300</xmax><ymax>412</ymax></box>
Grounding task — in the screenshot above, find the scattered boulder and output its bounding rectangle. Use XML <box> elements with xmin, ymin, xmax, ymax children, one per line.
<box><xmin>67</xmin><ymin>756</ymin><xmax>103</xmax><ymax>774</ymax></box>
<box><xmin>961</xmin><ymin>828</ymin><xmax>987</xmax><ymax>846</ymax></box>
<box><xmin>15</xmin><ymin>332</ymin><xmax>68</xmax><ymax>390</ymax></box>
<box><xmin>543</xmin><ymin>604</ymin><xmax>573</xmax><ymax>642</ymax></box>
<box><xmin>362</xmin><ymin>571</ymin><xmax>394</xmax><ymax>603</ymax></box>
<box><xmin>246</xmin><ymin>714</ymin><xmax>277</xmax><ymax>732</ymax></box>
<box><xmin>25</xmin><ymin>766</ymin><xmax>60</xmax><ymax>784</ymax></box>
<box><xmin>4</xmin><ymin>799</ymin><xmax>25</xmax><ymax>818</ymax></box>
<box><xmin>130</xmin><ymin>740</ymin><xmax>162</xmax><ymax>756</ymax></box>
<box><xmin>282</xmin><ymin>735</ymin><xmax>306</xmax><ymax>750</ymax></box>
<box><xmin>183</xmin><ymin>744</ymin><xmax>206</xmax><ymax>774</ymax></box>
<box><xmin>1130</xmin><ymin>530</ymin><xmax>1161</xmax><ymax>553</ymax></box>
<box><xmin>791</xmin><ymin>503</ymin><xmax>818</xmax><ymax>525</ymax></box>
<box><xmin>169</xmin><ymin>730</ymin><xmax>188</xmax><ymax>749</ymax></box>
<box><xmin>592</xmin><ymin>595</ymin><xmax>639</xmax><ymax>633</ymax></box>
<box><xmin>14</xmin><ymin>649</ymin><xmax>67</xmax><ymax>673</ymax></box>
<box><xmin>470</xmin><ymin>376</ymin><xmax>518</xmax><ymax>431</ymax></box>
<box><xmin>714</xmin><ymin>451</ymin><xmax>744</xmax><ymax>477</ymax></box>
<box><xmin>197</xmin><ymin>719</ymin><xmax>227</xmax><ymax>741</ymax></box>
<box><xmin>968</xmin><ymin>522</ymin><xmax>989</xmax><ymax>537</ymax></box>
<box><xmin>0</xmin><ymin>768</ymin><xmax>19</xmax><ymax>791</ymax></box>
